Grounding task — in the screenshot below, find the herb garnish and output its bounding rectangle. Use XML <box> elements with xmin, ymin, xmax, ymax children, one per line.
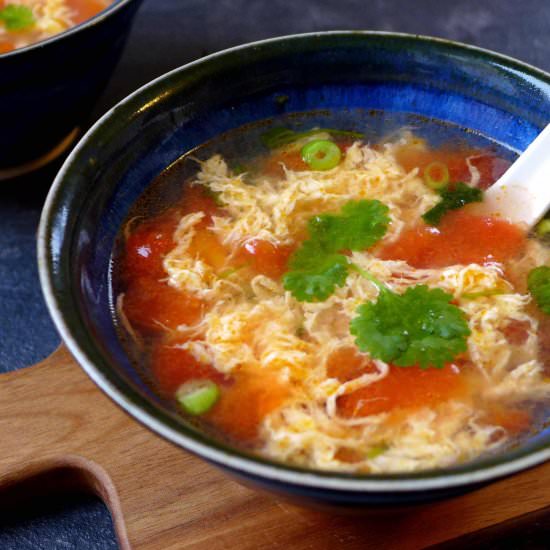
<box><xmin>308</xmin><ymin>200</ymin><xmax>390</xmax><ymax>253</ymax></box>
<box><xmin>0</xmin><ymin>4</ymin><xmax>35</xmax><ymax>31</ymax></box>
<box><xmin>351</xmin><ymin>285</ymin><xmax>470</xmax><ymax>369</ymax></box>
<box><xmin>283</xmin><ymin>200</ymin><xmax>390</xmax><ymax>301</ymax></box>
<box><xmin>284</xmin><ymin>200</ymin><xmax>471</xmax><ymax>368</ymax></box>
<box><xmin>422</xmin><ymin>182</ymin><xmax>483</xmax><ymax>225</ymax></box>
<box><xmin>283</xmin><ymin>240</ymin><xmax>349</xmax><ymax>302</ymax></box>
<box><xmin>528</xmin><ymin>266</ymin><xmax>550</xmax><ymax>315</ymax></box>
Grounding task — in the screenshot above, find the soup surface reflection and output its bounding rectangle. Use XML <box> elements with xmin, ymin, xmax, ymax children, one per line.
<box><xmin>114</xmin><ymin>114</ymin><xmax>550</xmax><ymax>473</ymax></box>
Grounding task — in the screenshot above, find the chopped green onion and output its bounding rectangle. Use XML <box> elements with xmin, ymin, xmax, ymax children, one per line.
<box><xmin>423</xmin><ymin>161</ymin><xmax>450</xmax><ymax>190</ymax></box>
<box><xmin>366</xmin><ymin>444</ymin><xmax>388</xmax><ymax>459</ymax></box>
<box><xmin>0</xmin><ymin>4</ymin><xmax>35</xmax><ymax>31</ymax></box>
<box><xmin>301</xmin><ymin>140</ymin><xmax>342</xmax><ymax>171</ymax></box>
<box><xmin>176</xmin><ymin>380</ymin><xmax>220</xmax><ymax>415</ymax></box>
<box><xmin>536</xmin><ymin>219</ymin><xmax>550</xmax><ymax>239</ymax></box>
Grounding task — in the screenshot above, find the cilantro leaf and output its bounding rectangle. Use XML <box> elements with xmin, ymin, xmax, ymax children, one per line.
<box><xmin>283</xmin><ymin>200</ymin><xmax>390</xmax><ymax>301</ymax></box>
<box><xmin>422</xmin><ymin>182</ymin><xmax>483</xmax><ymax>225</ymax></box>
<box><xmin>528</xmin><ymin>266</ymin><xmax>550</xmax><ymax>315</ymax></box>
<box><xmin>283</xmin><ymin>202</ymin><xmax>470</xmax><ymax>368</ymax></box>
<box><xmin>0</xmin><ymin>4</ymin><xmax>35</xmax><ymax>31</ymax></box>
<box><xmin>261</xmin><ymin>127</ymin><xmax>364</xmax><ymax>149</ymax></box>
<box><xmin>309</xmin><ymin>200</ymin><xmax>390</xmax><ymax>253</ymax></box>
<box><xmin>283</xmin><ymin>240</ymin><xmax>349</xmax><ymax>301</ymax></box>
<box><xmin>350</xmin><ymin>285</ymin><xmax>470</xmax><ymax>369</ymax></box>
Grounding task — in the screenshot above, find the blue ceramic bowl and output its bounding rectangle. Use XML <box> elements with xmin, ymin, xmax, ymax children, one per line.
<box><xmin>38</xmin><ymin>32</ymin><xmax>550</xmax><ymax>507</ymax></box>
<box><xmin>0</xmin><ymin>0</ymin><xmax>143</xmax><ymax>176</ymax></box>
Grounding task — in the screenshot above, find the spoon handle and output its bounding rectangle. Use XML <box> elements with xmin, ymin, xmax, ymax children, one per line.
<box><xmin>482</xmin><ymin>123</ymin><xmax>550</xmax><ymax>227</ymax></box>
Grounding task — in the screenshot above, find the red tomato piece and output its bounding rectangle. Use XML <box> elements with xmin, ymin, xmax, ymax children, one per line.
<box><xmin>262</xmin><ymin>150</ymin><xmax>308</xmax><ymax>177</ymax></box>
<box><xmin>187</xmin><ymin>226</ymin><xmax>229</xmax><ymax>271</ymax></box>
<box><xmin>152</xmin><ymin>341</ymin><xmax>224</xmax><ymax>394</ymax></box>
<box><xmin>124</xmin><ymin>215</ymin><xmax>178</xmax><ymax>279</ymax></box>
<box><xmin>337</xmin><ymin>364</ymin><xmax>468</xmax><ymax>418</ymax></box>
<box><xmin>180</xmin><ymin>185</ymin><xmax>224</xmax><ymax>223</ymax></box>
<box><xmin>123</xmin><ymin>277</ymin><xmax>203</xmax><ymax>334</ymax></box>
<box><xmin>484</xmin><ymin>406</ymin><xmax>531</xmax><ymax>435</ymax></box>
<box><xmin>380</xmin><ymin>211</ymin><xmax>526</xmax><ymax>268</ymax></box>
<box><xmin>66</xmin><ymin>0</ymin><xmax>107</xmax><ymax>23</ymax></box>
<box><xmin>0</xmin><ymin>41</ymin><xmax>14</xmax><ymax>54</ymax></box>
<box><xmin>469</xmin><ymin>155</ymin><xmax>512</xmax><ymax>190</ymax></box>
<box><xmin>207</xmin><ymin>372</ymin><xmax>288</xmax><ymax>442</ymax></box>
<box><xmin>502</xmin><ymin>319</ymin><xmax>531</xmax><ymax>346</ymax></box>
<box><xmin>235</xmin><ymin>238</ymin><xmax>294</xmax><ymax>279</ymax></box>
<box><xmin>123</xmin><ymin>186</ymin><xmax>225</xmax><ymax>280</ymax></box>
<box><xmin>326</xmin><ymin>347</ymin><xmax>377</xmax><ymax>382</ymax></box>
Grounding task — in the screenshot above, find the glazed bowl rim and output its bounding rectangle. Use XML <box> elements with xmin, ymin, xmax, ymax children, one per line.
<box><xmin>38</xmin><ymin>30</ymin><xmax>550</xmax><ymax>493</ymax></box>
<box><xmin>0</xmin><ymin>0</ymin><xmax>139</xmax><ymax>60</ymax></box>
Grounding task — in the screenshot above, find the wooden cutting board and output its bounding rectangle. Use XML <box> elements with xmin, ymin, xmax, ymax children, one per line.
<box><xmin>2</xmin><ymin>346</ymin><xmax>550</xmax><ymax>549</ymax></box>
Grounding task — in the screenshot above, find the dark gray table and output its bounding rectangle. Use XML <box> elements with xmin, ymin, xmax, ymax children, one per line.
<box><xmin>1</xmin><ymin>0</ymin><xmax>549</xmax><ymax>547</ymax></box>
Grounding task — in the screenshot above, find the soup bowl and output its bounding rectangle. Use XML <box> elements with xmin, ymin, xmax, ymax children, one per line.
<box><xmin>38</xmin><ymin>31</ymin><xmax>550</xmax><ymax>507</ymax></box>
<box><xmin>0</xmin><ymin>0</ymin><xmax>143</xmax><ymax>178</ymax></box>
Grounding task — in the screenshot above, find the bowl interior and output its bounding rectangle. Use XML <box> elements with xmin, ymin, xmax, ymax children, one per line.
<box><xmin>41</xmin><ymin>32</ymin><xmax>550</xmax><ymax>492</ymax></box>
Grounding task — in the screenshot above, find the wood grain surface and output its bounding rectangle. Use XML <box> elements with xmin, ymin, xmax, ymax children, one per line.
<box><xmin>2</xmin><ymin>346</ymin><xmax>550</xmax><ymax>549</ymax></box>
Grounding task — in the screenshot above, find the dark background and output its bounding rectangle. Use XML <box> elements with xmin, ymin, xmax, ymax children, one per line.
<box><xmin>1</xmin><ymin>0</ymin><xmax>549</xmax><ymax>547</ymax></box>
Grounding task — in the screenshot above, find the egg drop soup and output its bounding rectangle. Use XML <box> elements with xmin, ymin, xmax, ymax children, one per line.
<box><xmin>114</xmin><ymin>113</ymin><xmax>550</xmax><ymax>473</ymax></box>
<box><xmin>0</xmin><ymin>0</ymin><xmax>112</xmax><ymax>53</ymax></box>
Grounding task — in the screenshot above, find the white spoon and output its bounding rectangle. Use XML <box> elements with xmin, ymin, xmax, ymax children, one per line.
<box><xmin>479</xmin><ymin>123</ymin><xmax>550</xmax><ymax>227</ymax></box>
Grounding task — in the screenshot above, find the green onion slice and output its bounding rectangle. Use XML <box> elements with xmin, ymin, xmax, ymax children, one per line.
<box><xmin>423</xmin><ymin>161</ymin><xmax>450</xmax><ymax>190</ymax></box>
<box><xmin>176</xmin><ymin>380</ymin><xmax>220</xmax><ymax>415</ymax></box>
<box><xmin>536</xmin><ymin>218</ymin><xmax>550</xmax><ymax>239</ymax></box>
<box><xmin>301</xmin><ymin>140</ymin><xmax>342</xmax><ymax>171</ymax></box>
<box><xmin>366</xmin><ymin>444</ymin><xmax>388</xmax><ymax>459</ymax></box>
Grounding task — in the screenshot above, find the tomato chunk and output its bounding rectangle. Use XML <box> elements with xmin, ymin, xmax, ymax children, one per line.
<box><xmin>235</xmin><ymin>238</ymin><xmax>294</xmax><ymax>279</ymax></box>
<box><xmin>484</xmin><ymin>406</ymin><xmax>531</xmax><ymax>435</ymax></box>
<box><xmin>187</xmin><ymin>227</ymin><xmax>228</xmax><ymax>271</ymax></box>
<box><xmin>469</xmin><ymin>155</ymin><xmax>511</xmax><ymax>190</ymax></box>
<box><xmin>152</xmin><ymin>340</ymin><xmax>224</xmax><ymax>394</ymax></box>
<box><xmin>337</xmin><ymin>364</ymin><xmax>467</xmax><ymax>418</ymax></box>
<box><xmin>380</xmin><ymin>211</ymin><xmax>526</xmax><ymax>268</ymax></box>
<box><xmin>326</xmin><ymin>347</ymin><xmax>377</xmax><ymax>382</ymax></box>
<box><xmin>67</xmin><ymin>0</ymin><xmax>108</xmax><ymax>23</ymax></box>
<box><xmin>0</xmin><ymin>41</ymin><xmax>14</xmax><ymax>55</ymax></box>
<box><xmin>502</xmin><ymin>319</ymin><xmax>531</xmax><ymax>346</ymax></box>
<box><xmin>263</xmin><ymin>150</ymin><xmax>308</xmax><ymax>177</ymax></box>
<box><xmin>124</xmin><ymin>215</ymin><xmax>178</xmax><ymax>279</ymax></box>
<box><xmin>180</xmin><ymin>185</ymin><xmax>224</xmax><ymax>222</ymax></box>
<box><xmin>123</xmin><ymin>277</ymin><xmax>203</xmax><ymax>333</ymax></box>
<box><xmin>207</xmin><ymin>372</ymin><xmax>288</xmax><ymax>442</ymax></box>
